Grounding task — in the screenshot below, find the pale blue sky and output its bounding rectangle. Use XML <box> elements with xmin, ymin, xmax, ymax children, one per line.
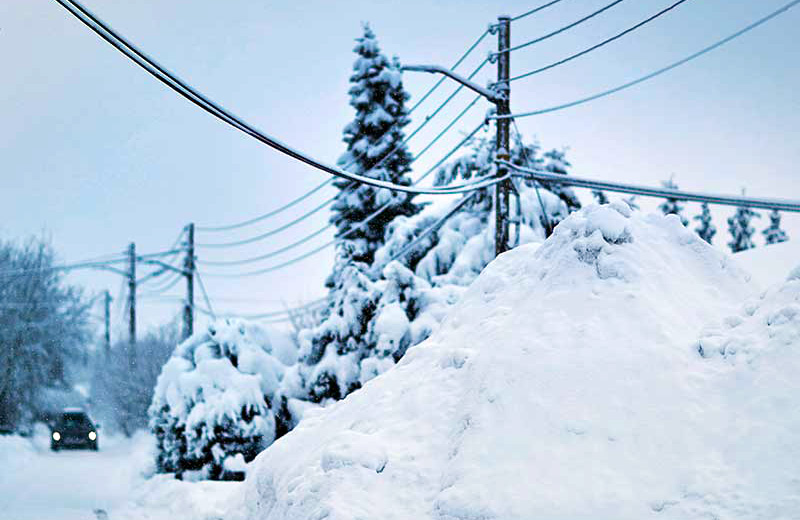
<box><xmin>1</xmin><ymin>0</ymin><xmax>798</xmax><ymax>335</ymax></box>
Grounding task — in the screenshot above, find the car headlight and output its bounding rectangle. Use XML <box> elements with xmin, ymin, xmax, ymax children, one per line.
<box><xmin>88</xmin><ymin>431</ymin><xmax>97</xmax><ymax>441</ymax></box>
<box><xmin>52</xmin><ymin>431</ymin><xmax>61</xmax><ymax>441</ymax></box>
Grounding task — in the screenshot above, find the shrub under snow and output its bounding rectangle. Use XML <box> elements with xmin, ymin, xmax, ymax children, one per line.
<box><xmin>148</xmin><ymin>319</ymin><xmax>293</xmax><ymax>481</ymax></box>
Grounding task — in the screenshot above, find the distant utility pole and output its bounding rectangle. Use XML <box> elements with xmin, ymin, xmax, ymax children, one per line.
<box><xmin>127</xmin><ymin>242</ymin><xmax>137</xmax><ymax>360</ymax></box>
<box><xmin>183</xmin><ymin>223</ymin><xmax>195</xmax><ymax>339</ymax></box>
<box><xmin>103</xmin><ymin>290</ymin><xmax>111</xmax><ymax>357</ymax></box>
<box><xmin>494</xmin><ymin>15</ymin><xmax>512</xmax><ymax>256</ymax></box>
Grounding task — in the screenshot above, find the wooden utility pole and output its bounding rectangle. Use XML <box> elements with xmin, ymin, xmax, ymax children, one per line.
<box><xmin>183</xmin><ymin>223</ymin><xmax>195</xmax><ymax>339</ymax></box>
<box><xmin>494</xmin><ymin>15</ymin><xmax>512</xmax><ymax>256</ymax></box>
<box><xmin>103</xmin><ymin>290</ymin><xmax>111</xmax><ymax>357</ymax></box>
<box><xmin>127</xmin><ymin>242</ymin><xmax>136</xmax><ymax>364</ymax></box>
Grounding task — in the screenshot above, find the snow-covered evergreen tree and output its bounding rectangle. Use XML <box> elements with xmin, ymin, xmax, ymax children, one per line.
<box><xmin>149</xmin><ymin>320</ymin><xmax>291</xmax><ymax>480</ymax></box>
<box><xmin>658</xmin><ymin>177</ymin><xmax>688</xmax><ymax>226</ymax></box>
<box><xmin>297</xmin><ymin>248</ymin><xmax>380</xmax><ymax>402</ymax></box>
<box><xmin>592</xmin><ymin>190</ymin><xmax>609</xmax><ymax>204</ymax></box>
<box><xmin>727</xmin><ymin>201</ymin><xmax>760</xmax><ymax>253</ymax></box>
<box><xmin>763</xmin><ymin>209</ymin><xmax>788</xmax><ymax>245</ymax></box>
<box><xmin>693</xmin><ymin>202</ymin><xmax>716</xmax><ymax>244</ymax></box>
<box><xmin>330</xmin><ymin>24</ymin><xmax>420</xmax><ymax>267</ymax></box>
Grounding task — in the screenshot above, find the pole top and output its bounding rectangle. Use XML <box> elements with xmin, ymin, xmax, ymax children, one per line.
<box><xmin>497</xmin><ymin>14</ymin><xmax>511</xmax><ymax>21</ymax></box>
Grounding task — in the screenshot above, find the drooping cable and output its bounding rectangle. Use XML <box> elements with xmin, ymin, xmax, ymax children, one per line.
<box><xmin>512</xmin><ymin>0</ymin><xmax>568</xmax><ymax>22</ymax></box>
<box><xmin>511</xmin><ymin>119</ymin><xmax>551</xmax><ymax>233</ymax></box>
<box><xmin>199</xmin><ymin>121</ymin><xmax>489</xmax><ymax>277</ymax></box>
<box><xmin>509</xmin><ymin>0</ymin><xmax>692</xmax><ymax>83</ymax></box>
<box><xmin>56</xmin><ymin>0</ymin><xmax>493</xmax><ymax>196</ymax></box>
<box><xmin>502</xmin><ymin>161</ymin><xmax>800</xmax><ymax>212</ymax></box>
<box><xmin>498</xmin><ymin>0</ymin><xmax>627</xmax><ymax>55</ymax></box>
<box><xmin>495</xmin><ymin>0</ymin><xmax>800</xmax><ymax>119</ymax></box>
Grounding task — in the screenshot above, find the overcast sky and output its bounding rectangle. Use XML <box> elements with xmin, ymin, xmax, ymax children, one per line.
<box><xmin>2</xmin><ymin>0</ymin><xmax>798</xmax><ymax>336</ymax></box>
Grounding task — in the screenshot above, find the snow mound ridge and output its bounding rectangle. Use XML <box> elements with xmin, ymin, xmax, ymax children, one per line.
<box><xmin>243</xmin><ymin>206</ymin><xmax>776</xmax><ymax>520</ymax></box>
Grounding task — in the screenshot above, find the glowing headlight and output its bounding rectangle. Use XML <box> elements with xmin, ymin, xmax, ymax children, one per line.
<box><xmin>88</xmin><ymin>431</ymin><xmax>97</xmax><ymax>441</ymax></box>
<box><xmin>52</xmin><ymin>431</ymin><xmax>61</xmax><ymax>441</ymax></box>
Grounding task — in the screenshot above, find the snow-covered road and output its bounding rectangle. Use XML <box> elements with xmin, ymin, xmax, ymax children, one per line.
<box><xmin>0</xmin><ymin>428</ymin><xmax>152</xmax><ymax>520</ymax></box>
<box><xmin>1</xmin><ymin>428</ymin><xmax>243</xmax><ymax>520</ymax></box>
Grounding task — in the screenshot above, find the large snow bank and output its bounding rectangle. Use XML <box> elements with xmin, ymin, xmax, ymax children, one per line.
<box><xmin>240</xmin><ymin>204</ymin><xmax>798</xmax><ymax>520</ymax></box>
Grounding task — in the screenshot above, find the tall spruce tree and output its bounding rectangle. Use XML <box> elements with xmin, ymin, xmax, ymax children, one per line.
<box><xmin>298</xmin><ymin>25</ymin><xmax>418</xmax><ymax>402</ymax></box>
<box><xmin>694</xmin><ymin>202</ymin><xmax>716</xmax><ymax>244</ymax></box>
<box><xmin>727</xmin><ymin>201</ymin><xmax>760</xmax><ymax>253</ymax></box>
<box><xmin>330</xmin><ymin>24</ymin><xmax>420</xmax><ymax>267</ymax></box>
<box><xmin>658</xmin><ymin>176</ymin><xmax>688</xmax><ymax>226</ymax></box>
<box><xmin>763</xmin><ymin>209</ymin><xmax>789</xmax><ymax>245</ymax></box>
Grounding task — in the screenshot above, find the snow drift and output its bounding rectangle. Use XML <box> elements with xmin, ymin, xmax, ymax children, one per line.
<box><xmin>243</xmin><ymin>203</ymin><xmax>799</xmax><ymax>519</ymax></box>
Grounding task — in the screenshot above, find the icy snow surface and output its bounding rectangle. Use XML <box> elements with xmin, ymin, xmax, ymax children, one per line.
<box><xmin>243</xmin><ymin>204</ymin><xmax>800</xmax><ymax>520</ymax></box>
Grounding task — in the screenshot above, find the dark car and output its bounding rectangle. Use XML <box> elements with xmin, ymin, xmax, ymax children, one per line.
<box><xmin>50</xmin><ymin>409</ymin><xmax>98</xmax><ymax>451</ymax></box>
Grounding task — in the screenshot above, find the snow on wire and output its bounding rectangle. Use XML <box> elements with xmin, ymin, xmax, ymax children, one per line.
<box><xmin>55</xmin><ymin>0</ymin><xmax>500</xmax><ymax>197</ymax></box>
<box><xmin>502</xmin><ymin>161</ymin><xmax>800</xmax><ymax>213</ymax></box>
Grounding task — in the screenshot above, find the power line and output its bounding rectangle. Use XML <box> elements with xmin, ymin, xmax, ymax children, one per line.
<box><xmin>197</xmin><ymin>224</ymin><xmax>333</xmax><ymax>266</ymax></box>
<box><xmin>497</xmin><ymin>0</ymin><xmax>627</xmax><ymax>55</ymax></box>
<box><xmin>197</xmin><ymin>29</ymin><xmax>490</xmax><ymax>234</ymax></box>
<box><xmin>512</xmin><ymin>119</ymin><xmax>551</xmax><ymax>232</ymax></box>
<box><xmin>496</xmin><ymin>0</ymin><xmax>800</xmax><ymax>120</ymax></box>
<box><xmin>408</xmin><ymin>29</ymin><xmax>489</xmax><ymax>113</ymax></box>
<box><xmin>512</xmin><ymin>0</ymin><xmax>568</xmax><ymax>22</ymax></box>
<box><xmin>199</xmin><ymin>121</ymin><xmax>489</xmax><ymax>278</ymax></box>
<box><xmin>197</xmin><ymin>195</ymin><xmax>335</xmax><ymax>248</ymax></box>
<box><xmin>197</xmin><ymin>93</ymin><xmax>484</xmax><ymax>250</ymax></box>
<box><xmin>196</xmin><ymin>179</ymin><xmax>333</xmax><ymax>232</ymax></box>
<box><xmin>509</xmin><ymin>0</ymin><xmax>691</xmax><ymax>83</ymax></box>
<box><xmin>56</xmin><ymin>0</ymin><xmax>494</xmax><ymax>197</ymax></box>
<box><xmin>388</xmin><ymin>192</ymin><xmax>478</xmax><ymax>263</ymax></box>
<box><xmin>198</xmin><ymin>91</ymin><xmax>480</xmax><ymax>265</ymax></box>
<box><xmin>501</xmin><ymin>161</ymin><xmax>800</xmax><ymax>212</ymax></box>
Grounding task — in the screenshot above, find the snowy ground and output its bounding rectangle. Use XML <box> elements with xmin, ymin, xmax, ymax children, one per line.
<box><xmin>0</xmin><ymin>427</ymin><xmax>150</xmax><ymax>520</ymax></box>
<box><xmin>0</xmin><ymin>427</ymin><xmax>240</xmax><ymax>520</ymax></box>
<box><xmin>2</xmin><ymin>211</ymin><xmax>798</xmax><ymax>520</ymax></box>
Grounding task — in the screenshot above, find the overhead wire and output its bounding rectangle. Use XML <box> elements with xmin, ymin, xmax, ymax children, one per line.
<box><xmin>197</xmin><ymin>93</ymin><xmax>484</xmax><ymax>262</ymax></box>
<box><xmin>198</xmin><ymin>25</ymin><xmax>491</xmax><ymax>233</ymax></box>
<box><xmin>388</xmin><ymin>192</ymin><xmax>478</xmax><ymax>263</ymax></box>
<box><xmin>511</xmin><ymin>119</ymin><xmax>551</xmax><ymax>232</ymax></box>
<box><xmin>494</xmin><ymin>0</ymin><xmax>800</xmax><ymax>120</ymax></box>
<box><xmin>56</xmin><ymin>0</ymin><xmax>495</xmax><ymax>197</ymax></box>
<box><xmin>501</xmin><ymin>161</ymin><xmax>800</xmax><ymax>212</ymax></box>
<box><xmin>511</xmin><ymin>0</ymin><xmax>568</xmax><ymax>22</ymax></box>
<box><xmin>497</xmin><ymin>0</ymin><xmax>627</xmax><ymax>55</ymax></box>
<box><xmin>509</xmin><ymin>0</ymin><xmax>692</xmax><ymax>83</ymax></box>
<box><xmin>199</xmin><ymin>120</ymin><xmax>488</xmax><ymax>278</ymax></box>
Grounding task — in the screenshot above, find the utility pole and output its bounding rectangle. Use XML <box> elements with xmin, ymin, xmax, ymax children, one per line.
<box><xmin>127</xmin><ymin>242</ymin><xmax>136</xmax><ymax>366</ymax></box>
<box><xmin>494</xmin><ymin>15</ymin><xmax>512</xmax><ymax>256</ymax></box>
<box><xmin>183</xmin><ymin>223</ymin><xmax>195</xmax><ymax>340</ymax></box>
<box><xmin>103</xmin><ymin>290</ymin><xmax>111</xmax><ymax>357</ymax></box>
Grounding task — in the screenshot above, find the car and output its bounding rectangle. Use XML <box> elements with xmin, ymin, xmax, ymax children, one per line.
<box><xmin>50</xmin><ymin>409</ymin><xmax>98</xmax><ymax>451</ymax></box>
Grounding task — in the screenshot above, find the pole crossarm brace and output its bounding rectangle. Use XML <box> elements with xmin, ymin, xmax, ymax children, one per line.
<box><xmin>401</xmin><ymin>64</ymin><xmax>504</xmax><ymax>103</ymax></box>
<box><xmin>500</xmin><ymin>161</ymin><xmax>800</xmax><ymax>213</ymax></box>
<box><xmin>138</xmin><ymin>258</ymin><xmax>191</xmax><ymax>277</ymax></box>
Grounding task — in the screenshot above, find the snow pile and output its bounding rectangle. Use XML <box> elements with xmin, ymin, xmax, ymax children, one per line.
<box><xmin>239</xmin><ymin>204</ymin><xmax>800</xmax><ymax>520</ymax></box>
<box><xmin>149</xmin><ymin>319</ymin><xmax>292</xmax><ymax>481</ymax></box>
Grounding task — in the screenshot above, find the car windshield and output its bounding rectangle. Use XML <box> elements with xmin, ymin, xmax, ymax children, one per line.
<box><xmin>60</xmin><ymin>414</ymin><xmax>90</xmax><ymax>429</ymax></box>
